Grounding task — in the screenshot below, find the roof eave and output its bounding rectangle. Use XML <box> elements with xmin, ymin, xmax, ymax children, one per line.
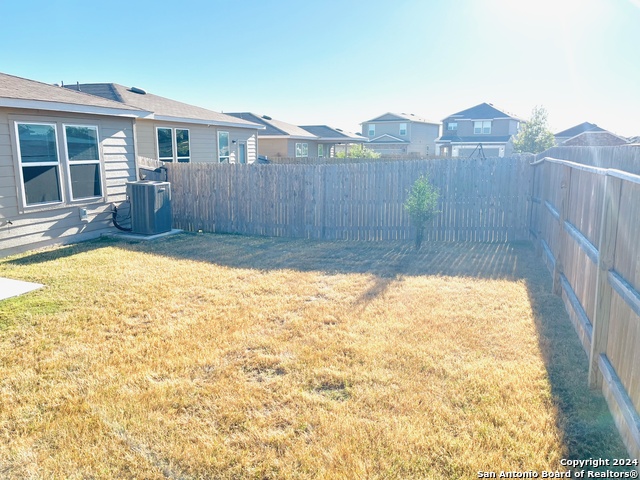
<box><xmin>259</xmin><ymin>134</ymin><xmax>318</xmax><ymax>140</ymax></box>
<box><xmin>152</xmin><ymin>114</ymin><xmax>265</xmax><ymax>129</ymax></box>
<box><xmin>0</xmin><ymin>98</ymin><xmax>150</xmax><ymax>118</ymax></box>
<box><xmin>316</xmin><ymin>137</ymin><xmax>368</xmax><ymax>142</ymax></box>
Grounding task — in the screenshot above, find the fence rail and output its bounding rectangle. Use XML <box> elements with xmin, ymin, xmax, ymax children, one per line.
<box><xmin>530</xmin><ymin>156</ymin><xmax>640</xmax><ymax>461</ymax></box>
<box><xmin>166</xmin><ymin>156</ymin><xmax>532</xmax><ymax>243</ymax></box>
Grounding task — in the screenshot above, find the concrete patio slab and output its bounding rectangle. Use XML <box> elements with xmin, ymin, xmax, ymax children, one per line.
<box><xmin>0</xmin><ymin>277</ymin><xmax>44</xmax><ymax>301</ymax></box>
<box><xmin>104</xmin><ymin>229</ymin><xmax>183</xmax><ymax>241</ymax></box>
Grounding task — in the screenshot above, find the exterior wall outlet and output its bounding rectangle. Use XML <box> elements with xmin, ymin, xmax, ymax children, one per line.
<box><xmin>79</xmin><ymin>207</ymin><xmax>88</xmax><ymax>222</ymax></box>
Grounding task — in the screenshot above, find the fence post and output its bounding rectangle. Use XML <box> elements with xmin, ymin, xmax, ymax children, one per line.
<box><xmin>588</xmin><ymin>175</ymin><xmax>622</xmax><ymax>389</ymax></box>
<box><xmin>552</xmin><ymin>165</ymin><xmax>572</xmax><ymax>296</ymax></box>
<box><xmin>530</xmin><ymin>161</ymin><xmax>542</xmax><ymax>256</ymax></box>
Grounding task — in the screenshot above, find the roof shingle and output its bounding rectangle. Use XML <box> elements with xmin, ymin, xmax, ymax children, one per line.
<box><xmin>65</xmin><ymin>83</ymin><xmax>259</xmax><ymax>128</ymax></box>
<box><xmin>0</xmin><ymin>72</ymin><xmax>144</xmax><ymax>113</ymax></box>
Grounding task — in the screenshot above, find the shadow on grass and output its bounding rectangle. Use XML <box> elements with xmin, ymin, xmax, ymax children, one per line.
<box><xmin>2</xmin><ymin>232</ymin><xmax>634</xmax><ymax>464</ymax></box>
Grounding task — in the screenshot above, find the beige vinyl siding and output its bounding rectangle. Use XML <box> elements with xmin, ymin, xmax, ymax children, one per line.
<box><xmin>0</xmin><ymin>112</ymin><xmax>18</xmax><ymax>218</ymax></box>
<box><xmin>364</xmin><ymin>120</ymin><xmax>440</xmax><ymax>157</ymax></box>
<box><xmin>259</xmin><ymin>138</ymin><xmax>291</xmax><ymax>159</ymax></box>
<box><xmin>228</xmin><ymin>129</ymin><xmax>257</xmax><ymax>164</ymax></box>
<box><xmin>136</xmin><ymin>120</ymin><xmax>259</xmax><ymax>164</ymax></box>
<box><xmin>407</xmin><ymin>123</ymin><xmax>440</xmax><ymax>156</ymax></box>
<box><xmin>0</xmin><ymin>108</ymin><xmax>136</xmax><ymax>257</ymax></box>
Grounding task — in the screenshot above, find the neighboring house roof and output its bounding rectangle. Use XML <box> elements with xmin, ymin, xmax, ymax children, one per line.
<box><xmin>554</xmin><ymin>122</ymin><xmax>604</xmax><ymax>138</ymax></box>
<box><xmin>436</xmin><ymin>135</ymin><xmax>513</xmax><ymax>143</ymax></box>
<box><xmin>64</xmin><ymin>83</ymin><xmax>261</xmax><ymax>129</ymax></box>
<box><xmin>0</xmin><ymin>72</ymin><xmax>149</xmax><ymax>117</ymax></box>
<box><xmin>368</xmin><ymin>134</ymin><xmax>410</xmax><ymax>144</ymax></box>
<box><xmin>561</xmin><ymin>131</ymin><xmax>629</xmax><ymax>147</ymax></box>
<box><xmin>444</xmin><ymin>102</ymin><xmax>522</xmax><ymax>121</ymax></box>
<box><xmin>299</xmin><ymin>125</ymin><xmax>367</xmax><ymax>142</ymax></box>
<box><xmin>226</xmin><ymin>112</ymin><xmax>316</xmax><ymax>139</ymax></box>
<box><xmin>363</xmin><ymin>112</ymin><xmax>440</xmax><ymax>125</ymax></box>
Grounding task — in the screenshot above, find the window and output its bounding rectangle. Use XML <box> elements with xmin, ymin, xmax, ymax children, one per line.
<box><xmin>157</xmin><ymin>127</ymin><xmax>190</xmax><ymax>162</ymax></box>
<box><xmin>218</xmin><ymin>131</ymin><xmax>230</xmax><ymax>163</ymax></box>
<box><xmin>318</xmin><ymin>144</ymin><xmax>324</xmax><ymax>158</ymax></box>
<box><xmin>176</xmin><ymin>129</ymin><xmax>190</xmax><ymax>163</ymax></box>
<box><xmin>295</xmin><ymin>143</ymin><xmax>308</xmax><ymax>157</ymax></box>
<box><xmin>16</xmin><ymin>123</ymin><xmax>62</xmax><ymax>206</ymax></box>
<box><xmin>474</xmin><ymin>121</ymin><xmax>491</xmax><ymax>134</ymax></box>
<box><xmin>447</xmin><ymin>122</ymin><xmax>458</xmax><ymax>131</ymax></box>
<box><xmin>64</xmin><ymin>125</ymin><xmax>102</xmax><ymax>199</ymax></box>
<box><xmin>368</xmin><ymin>124</ymin><xmax>375</xmax><ymax>137</ymax></box>
<box><xmin>399</xmin><ymin>123</ymin><xmax>407</xmax><ymax>136</ymax></box>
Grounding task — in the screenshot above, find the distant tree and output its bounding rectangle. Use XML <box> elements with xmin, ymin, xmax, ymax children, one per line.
<box><xmin>336</xmin><ymin>144</ymin><xmax>381</xmax><ymax>159</ymax></box>
<box><xmin>512</xmin><ymin>106</ymin><xmax>556</xmax><ymax>154</ymax></box>
<box><xmin>404</xmin><ymin>174</ymin><xmax>440</xmax><ymax>250</ymax></box>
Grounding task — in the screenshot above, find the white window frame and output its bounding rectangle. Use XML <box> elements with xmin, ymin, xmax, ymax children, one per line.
<box><xmin>62</xmin><ymin>124</ymin><xmax>103</xmax><ymax>201</ymax></box>
<box><xmin>15</xmin><ymin>121</ymin><xmax>64</xmax><ymax>208</ymax></box>
<box><xmin>368</xmin><ymin>124</ymin><xmax>375</xmax><ymax>137</ymax></box>
<box><xmin>474</xmin><ymin>121</ymin><xmax>492</xmax><ymax>135</ymax></box>
<box><xmin>175</xmin><ymin>128</ymin><xmax>190</xmax><ymax>163</ymax></box>
<box><xmin>156</xmin><ymin>127</ymin><xmax>191</xmax><ymax>163</ymax></box>
<box><xmin>399</xmin><ymin>123</ymin><xmax>407</xmax><ymax>136</ymax></box>
<box><xmin>218</xmin><ymin>131</ymin><xmax>230</xmax><ymax>163</ymax></box>
<box><xmin>447</xmin><ymin>122</ymin><xmax>458</xmax><ymax>131</ymax></box>
<box><xmin>295</xmin><ymin>143</ymin><xmax>308</xmax><ymax>158</ymax></box>
<box><xmin>318</xmin><ymin>144</ymin><xmax>324</xmax><ymax>158</ymax></box>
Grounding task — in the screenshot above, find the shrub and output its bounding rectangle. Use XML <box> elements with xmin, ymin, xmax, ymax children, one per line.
<box><xmin>404</xmin><ymin>174</ymin><xmax>440</xmax><ymax>249</ymax></box>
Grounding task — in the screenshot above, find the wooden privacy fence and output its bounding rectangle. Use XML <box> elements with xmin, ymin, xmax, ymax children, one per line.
<box><xmin>530</xmin><ymin>157</ymin><xmax>640</xmax><ymax>460</ymax></box>
<box><xmin>537</xmin><ymin>145</ymin><xmax>640</xmax><ymax>175</ymax></box>
<box><xmin>166</xmin><ymin>157</ymin><xmax>532</xmax><ymax>243</ymax></box>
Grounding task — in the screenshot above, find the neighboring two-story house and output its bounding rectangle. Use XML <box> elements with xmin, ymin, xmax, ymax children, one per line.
<box><xmin>360</xmin><ymin>113</ymin><xmax>440</xmax><ymax>157</ymax></box>
<box><xmin>435</xmin><ymin>103</ymin><xmax>522</xmax><ymax>157</ymax></box>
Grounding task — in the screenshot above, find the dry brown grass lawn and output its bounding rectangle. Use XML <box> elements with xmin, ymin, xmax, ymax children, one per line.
<box><xmin>0</xmin><ymin>234</ymin><xmax>631</xmax><ymax>479</ymax></box>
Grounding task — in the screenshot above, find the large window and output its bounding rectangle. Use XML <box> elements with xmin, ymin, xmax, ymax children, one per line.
<box><xmin>16</xmin><ymin>123</ymin><xmax>62</xmax><ymax>206</ymax></box>
<box><xmin>399</xmin><ymin>123</ymin><xmax>407</xmax><ymax>136</ymax></box>
<box><xmin>157</xmin><ymin>127</ymin><xmax>190</xmax><ymax>162</ymax></box>
<box><xmin>474</xmin><ymin>121</ymin><xmax>491</xmax><ymax>135</ymax></box>
<box><xmin>295</xmin><ymin>143</ymin><xmax>308</xmax><ymax>157</ymax></box>
<box><xmin>218</xmin><ymin>131</ymin><xmax>230</xmax><ymax>163</ymax></box>
<box><xmin>64</xmin><ymin>125</ymin><xmax>102</xmax><ymax>199</ymax></box>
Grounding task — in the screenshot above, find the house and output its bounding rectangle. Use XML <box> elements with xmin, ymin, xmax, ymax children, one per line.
<box><xmin>554</xmin><ymin>122</ymin><xmax>629</xmax><ymax>147</ymax></box>
<box><xmin>435</xmin><ymin>103</ymin><xmax>522</xmax><ymax>157</ymax></box>
<box><xmin>0</xmin><ymin>72</ymin><xmax>150</xmax><ymax>256</ymax></box>
<box><xmin>360</xmin><ymin>113</ymin><xmax>440</xmax><ymax>157</ymax></box>
<box><xmin>64</xmin><ymin>84</ymin><xmax>262</xmax><ymax>164</ymax></box>
<box><xmin>226</xmin><ymin>113</ymin><xmax>366</xmax><ymax>159</ymax></box>
<box><xmin>226</xmin><ymin>113</ymin><xmax>316</xmax><ymax>159</ymax></box>
<box><xmin>298</xmin><ymin>125</ymin><xmax>368</xmax><ymax>157</ymax></box>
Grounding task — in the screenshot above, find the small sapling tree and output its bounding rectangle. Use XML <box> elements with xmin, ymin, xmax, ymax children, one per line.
<box><xmin>404</xmin><ymin>174</ymin><xmax>440</xmax><ymax>250</ymax></box>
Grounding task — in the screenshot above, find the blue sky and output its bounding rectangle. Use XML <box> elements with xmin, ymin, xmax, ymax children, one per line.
<box><xmin>1</xmin><ymin>0</ymin><xmax>639</xmax><ymax>136</ymax></box>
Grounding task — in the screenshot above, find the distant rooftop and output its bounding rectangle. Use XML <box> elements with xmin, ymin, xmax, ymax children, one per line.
<box><xmin>363</xmin><ymin>112</ymin><xmax>440</xmax><ymax>125</ymax></box>
<box><xmin>299</xmin><ymin>125</ymin><xmax>366</xmax><ymax>142</ymax></box>
<box><xmin>444</xmin><ymin>102</ymin><xmax>522</xmax><ymax>121</ymax></box>
<box><xmin>226</xmin><ymin>113</ymin><xmax>316</xmax><ymax>138</ymax></box>
<box><xmin>555</xmin><ymin>122</ymin><xmax>605</xmax><ymax>138</ymax></box>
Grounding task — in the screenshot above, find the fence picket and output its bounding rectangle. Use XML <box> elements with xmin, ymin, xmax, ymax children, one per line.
<box><xmin>166</xmin><ymin>157</ymin><xmax>532</xmax><ymax>243</ymax></box>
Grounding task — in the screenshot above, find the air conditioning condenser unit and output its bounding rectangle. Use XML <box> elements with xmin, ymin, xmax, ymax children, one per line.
<box><xmin>126</xmin><ymin>180</ymin><xmax>172</xmax><ymax>235</ymax></box>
